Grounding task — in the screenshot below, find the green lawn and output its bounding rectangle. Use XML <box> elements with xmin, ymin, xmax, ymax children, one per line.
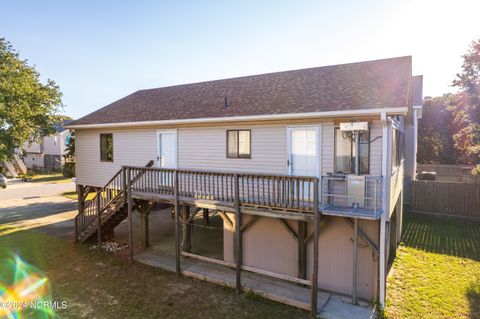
<box><xmin>62</xmin><ymin>191</ymin><xmax>102</xmax><ymax>201</ymax></box>
<box><xmin>0</xmin><ymin>225</ymin><xmax>307</xmax><ymax>318</ymax></box>
<box><xmin>30</xmin><ymin>173</ymin><xmax>71</xmax><ymax>184</ymax></box>
<box><xmin>386</xmin><ymin>212</ymin><xmax>480</xmax><ymax>319</ymax></box>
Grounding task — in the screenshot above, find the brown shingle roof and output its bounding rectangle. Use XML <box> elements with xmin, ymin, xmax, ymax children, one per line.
<box><xmin>71</xmin><ymin>56</ymin><xmax>412</xmax><ymax>126</ymax></box>
<box><xmin>412</xmin><ymin>75</ymin><xmax>423</xmax><ymax>106</ymax></box>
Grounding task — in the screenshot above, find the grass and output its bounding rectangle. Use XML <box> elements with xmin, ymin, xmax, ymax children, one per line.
<box><xmin>386</xmin><ymin>212</ymin><xmax>480</xmax><ymax>319</ymax></box>
<box><xmin>0</xmin><ymin>225</ymin><xmax>307</xmax><ymax>318</ymax></box>
<box><xmin>62</xmin><ymin>191</ymin><xmax>97</xmax><ymax>201</ymax></box>
<box><xmin>62</xmin><ymin>191</ymin><xmax>108</xmax><ymax>201</ymax></box>
<box><xmin>30</xmin><ymin>173</ymin><xmax>71</xmax><ymax>184</ymax></box>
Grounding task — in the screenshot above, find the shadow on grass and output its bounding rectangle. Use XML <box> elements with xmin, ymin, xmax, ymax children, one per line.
<box><xmin>467</xmin><ymin>282</ymin><xmax>480</xmax><ymax>318</ymax></box>
<box><xmin>403</xmin><ymin>211</ymin><xmax>480</xmax><ymax>261</ymax></box>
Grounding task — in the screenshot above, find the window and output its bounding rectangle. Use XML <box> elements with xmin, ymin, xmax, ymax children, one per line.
<box><xmin>334</xmin><ymin>128</ymin><xmax>370</xmax><ymax>174</ymax></box>
<box><xmin>227</xmin><ymin>130</ymin><xmax>251</xmax><ymax>158</ymax></box>
<box><xmin>100</xmin><ymin>133</ymin><xmax>113</xmax><ymax>162</ymax></box>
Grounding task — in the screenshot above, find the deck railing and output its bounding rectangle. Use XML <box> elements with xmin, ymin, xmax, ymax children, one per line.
<box><xmin>321</xmin><ymin>174</ymin><xmax>383</xmax><ymax>219</ymax></box>
<box><xmin>75</xmin><ymin>160</ymin><xmax>154</xmax><ymax>240</ymax></box>
<box><xmin>127</xmin><ymin>166</ymin><xmax>319</xmax><ymax>213</ymax></box>
<box><xmin>75</xmin><ymin>168</ymin><xmax>124</xmax><ymax>237</ymax></box>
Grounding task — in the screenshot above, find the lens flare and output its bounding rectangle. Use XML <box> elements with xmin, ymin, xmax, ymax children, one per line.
<box><xmin>0</xmin><ymin>255</ymin><xmax>55</xmax><ymax>318</ymax></box>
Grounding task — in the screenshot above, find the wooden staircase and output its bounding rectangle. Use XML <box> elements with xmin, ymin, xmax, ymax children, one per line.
<box><xmin>3</xmin><ymin>161</ymin><xmax>18</xmax><ymax>178</ymax></box>
<box><xmin>75</xmin><ymin>161</ymin><xmax>154</xmax><ymax>243</ymax></box>
<box><xmin>13</xmin><ymin>155</ymin><xmax>27</xmax><ymax>175</ymax></box>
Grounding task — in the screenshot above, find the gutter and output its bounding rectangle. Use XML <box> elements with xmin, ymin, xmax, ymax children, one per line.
<box><xmin>65</xmin><ymin>107</ymin><xmax>408</xmax><ymax>129</ymax></box>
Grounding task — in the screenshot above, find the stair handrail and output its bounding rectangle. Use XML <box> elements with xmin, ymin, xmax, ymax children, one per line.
<box><xmin>75</xmin><ymin>160</ymin><xmax>154</xmax><ymax>240</ymax></box>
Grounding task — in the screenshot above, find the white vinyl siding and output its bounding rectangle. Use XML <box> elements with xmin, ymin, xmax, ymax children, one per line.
<box><xmin>76</xmin><ymin>129</ymin><xmax>157</xmax><ymax>187</ymax></box>
<box><xmin>75</xmin><ymin>119</ymin><xmax>384</xmax><ymax>186</ymax></box>
<box><xmin>178</xmin><ymin>125</ymin><xmax>288</xmax><ymax>174</ymax></box>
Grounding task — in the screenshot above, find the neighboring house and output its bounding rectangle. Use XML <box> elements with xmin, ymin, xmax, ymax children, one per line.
<box><xmin>403</xmin><ymin>75</ymin><xmax>423</xmax><ymax>203</ymax></box>
<box><xmin>23</xmin><ymin>121</ymin><xmax>72</xmax><ymax>170</ymax></box>
<box><xmin>67</xmin><ymin>56</ymin><xmax>422</xmax><ymax>314</ymax></box>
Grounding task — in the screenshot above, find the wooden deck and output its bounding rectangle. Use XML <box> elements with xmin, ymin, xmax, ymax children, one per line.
<box><xmin>76</xmin><ymin>165</ymin><xmax>381</xmax><ymax>318</ymax></box>
<box><xmin>123</xmin><ymin>166</ymin><xmax>322</xmax><ymax>317</ymax></box>
<box><xmin>135</xmin><ymin>250</ymin><xmax>330</xmax><ymax>313</ymax></box>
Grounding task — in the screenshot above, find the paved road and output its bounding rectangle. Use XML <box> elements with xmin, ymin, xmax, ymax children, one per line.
<box><xmin>0</xmin><ymin>179</ymin><xmax>75</xmax><ymax>201</ymax></box>
<box><xmin>0</xmin><ymin>179</ymin><xmax>77</xmax><ymax>240</ymax></box>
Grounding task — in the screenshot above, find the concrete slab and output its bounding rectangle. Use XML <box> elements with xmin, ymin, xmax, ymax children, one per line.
<box><xmin>320</xmin><ymin>295</ymin><xmax>376</xmax><ymax>319</ymax></box>
<box><xmin>135</xmin><ymin>250</ymin><xmax>331</xmax><ymax>313</ymax></box>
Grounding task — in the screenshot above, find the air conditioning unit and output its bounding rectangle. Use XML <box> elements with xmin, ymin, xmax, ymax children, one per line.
<box><xmin>347</xmin><ymin>175</ymin><xmax>366</xmax><ymax>208</ymax></box>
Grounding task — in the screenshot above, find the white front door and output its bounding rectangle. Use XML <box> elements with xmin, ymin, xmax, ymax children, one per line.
<box><xmin>287</xmin><ymin>127</ymin><xmax>320</xmax><ymax>177</ymax></box>
<box><xmin>157</xmin><ymin>130</ymin><xmax>177</xmax><ymax>168</ymax></box>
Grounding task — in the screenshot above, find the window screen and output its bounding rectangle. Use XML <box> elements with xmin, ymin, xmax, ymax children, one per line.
<box><xmin>334</xmin><ymin>128</ymin><xmax>370</xmax><ymax>174</ymax></box>
<box><xmin>100</xmin><ymin>133</ymin><xmax>113</xmax><ymax>162</ymax></box>
<box><xmin>227</xmin><ymin>130</ymin><xmax>251</xmax><ymax>158</ymax></box>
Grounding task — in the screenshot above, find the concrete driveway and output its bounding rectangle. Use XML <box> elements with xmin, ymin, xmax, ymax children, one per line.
<box><xmin>0</xmin><ymin>179</ymin><xmax>77</xmax><ymax>240</ymax></box>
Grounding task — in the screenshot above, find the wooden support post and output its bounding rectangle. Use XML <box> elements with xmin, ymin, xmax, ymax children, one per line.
<box><xmin>182</xmin><ymin>206</ymin><xmax>192</xmax><ymax>252</ymax></box>
<box><xmin>77</xmin><ymin>184</ymin><xmax>85</xmax><ymax>212</ymax></box>
<box><xmin>96</xmin><ymin>191</ymin><xmax>102</xmax><ymax>250</ymax></box>
<box><xmin>352</xmin><ymin>218</ymin><xmax>358</xmax><ymax>305</ymax></box>
<box><xmin>75</xmin><ymin>184</ymin><xmax>84</xmax><ymax>242</ymax></box>
<box><xmin>234</xmin><ymin>174</ymin><xmax>242</xmax><ymax>293</ymax></box>
<box><xmin>122</xmin><ymin>167</ymin><xmax>127</xmax><ymax>204</ymax></box>
<box><xmin>298</xmin><ymin>221</ymin><xmax>307</xmax><ymax>279</ymax></box>
<box><xmin>127</xmin><ymin>167</ymin><xmax>134</xmax><ymax>263</ymax></box>
<box><xmin>311</xmin><ymin>180</ymin><xmax>319</xmax><ymax>318</ymax></box>
<box><xmin>174</xmin><ymin>170</ymin><xmax>181</xmax><ymax>276</ymax></box>
<box><xmin>203</xmin><ymin>208</ymin><xmax>209</xmax><ymax>226</ymax></box>
<box><xmin>140</xmin><ymin>204</ymin><xmax>150</xmax><ymax>248</ymax></box>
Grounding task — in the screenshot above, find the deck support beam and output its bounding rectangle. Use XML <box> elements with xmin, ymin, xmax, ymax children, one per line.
<box><xmin>234</xmin><ymin>174</ymin><xmax>242</xmax><ymax>294</ymax></box>
<box><xmin>240</xmin><ymin>215</ymin><xmax>258</xmax><ymax>232</ymax></box>
<box><xmin>345</xmin><ymin>218</ymin><xmax>378</xmax><ymax>255</ymax></box>
<box><xmin>174</xmin><ymin>171</ymin><xmax>181</xmax><ymax>276</ymax></box>
<box><xmin>126</xmin><ymin>167</ymin><xmax>134</xmax><ymax>263</ymax></box>
<box><xmin>311</xmin><ymin>181</ymin><xmax>320</xmax><ymax>318</ymax></box>
<box><xmin>352</xmin><ymin>218</ymin><xmax>358</xmax><ymax>305</ymax></box>
<box><xmin>279</xmin><ymin>219</ymin><xmax>297</xmax><ymax>240</ymax></box>
<box><xmin>139</xmin><ymin>201</ymin><xmax>154</xmax><ymax>249</ymax></box>
<box><xmin>96</xmin><ymin>192</ymin><xmax>102</xmax><ymax>250</ymax></box>
<box><xmin>75</xmin><ymin>184</ymin><xmax>84</xmax><ymax>242</ymax></box>
<box><xmin>203</xmin><ymin>208</ymin><xmax>209</xmax><ymax>225</ymax></box>
<box><xmin>298</xmin><ymin>221</ymin><xmax>307</xmax><ymax>279</ymax></box>
<box><xmin>218</xmin><ymin>211</ymin><xmax>234</xmax><ymax>230</ymax></box>
<box><xmin>182</xmin><ymin>205</ymin><xmax>192</xmax><ymax>252</ymax></box>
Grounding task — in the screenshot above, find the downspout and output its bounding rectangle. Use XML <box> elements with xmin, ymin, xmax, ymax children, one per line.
<box><xmin>379</xmin><ymin>112</ymin><xmax>391</xmax><ymax>307</ymax></box>
<box><xmin>412</xmin><ymin>109</ymin><xmax>418</xmax><ymax>180</ymax></box>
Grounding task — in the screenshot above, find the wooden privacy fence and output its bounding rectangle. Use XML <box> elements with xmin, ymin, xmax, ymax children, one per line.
<box><xmin>411</xmin><ymin>180</ymin><xmax>480</xmax><ymax>219</ymax></box>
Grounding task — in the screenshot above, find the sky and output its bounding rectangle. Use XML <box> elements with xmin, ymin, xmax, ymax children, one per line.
<box><xmin>1</xmin><ymin>0</ymin><xmax>479</xmax><ymax>120</ymax></box>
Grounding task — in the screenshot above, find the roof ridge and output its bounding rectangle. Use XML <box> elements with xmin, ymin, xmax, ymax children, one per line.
<box><xmin>137</xmin><ymin>55</ymin><xmax>412</xmax><ymax>93</ymax></box>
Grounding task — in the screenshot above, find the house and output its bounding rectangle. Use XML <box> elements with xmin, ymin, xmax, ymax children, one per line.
<box><xmin>66</xmin><ymin>56</ymin><xmax>422</xmax><ymax>315</ymax></box>
<box><xmin>22</xmin><ymin>120</ymin><xmax>72</xmax><ymax>170</ymax></box>
<box><xmin>404</xmin><ymin>75</ymin><xmax>423</xmax><ymax>203</ymax></box>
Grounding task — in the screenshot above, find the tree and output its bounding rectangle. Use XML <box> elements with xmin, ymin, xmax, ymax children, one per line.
<box><xmin>451</xmin><ymin>39</ymin><xmax>480</xmax><ymax>173</ymax></box>
<box><xmin>0</xmin><ymin>38</ymin><xmax>62</xmax><ymax>163</ymax></box>
<box><xmin>417</xmin><ymin>95</ymin><xmax>457</xmax><ymax>164</ymax></box>
<box><xmin>63</xmin><ymin>130</ymin><xmax>75</xmax><ymax>177</ymax></box>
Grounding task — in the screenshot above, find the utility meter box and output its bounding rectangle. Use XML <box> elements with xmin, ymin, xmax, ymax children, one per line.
<box><xmin>339</xmin><ymin>122</ymin><xmax>369</xmax><ymax>131</ymax></box>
